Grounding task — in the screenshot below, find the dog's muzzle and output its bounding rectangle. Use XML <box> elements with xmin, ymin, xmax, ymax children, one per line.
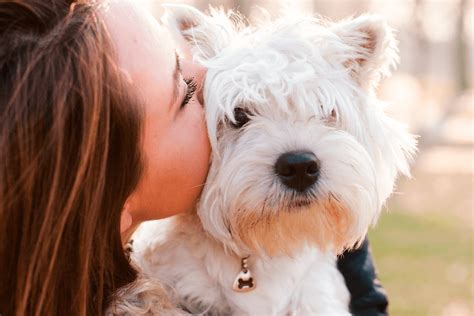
<box><xmin>274</xmin><ymin>151</ymin><xmax>320</xmax><ymax>192</ymax></box>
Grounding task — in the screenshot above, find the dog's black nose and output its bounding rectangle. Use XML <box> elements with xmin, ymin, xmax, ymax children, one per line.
<box><xmin>274</xmin><ymin>151</ymin><xmax>320</xmax><ymax>192</ymax></box>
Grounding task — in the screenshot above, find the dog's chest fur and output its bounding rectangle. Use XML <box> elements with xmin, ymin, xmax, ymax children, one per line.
<box><xmin>132</xmin><ymin>214</ymin><xmax>350</xmax><ymax>315</ymax></box>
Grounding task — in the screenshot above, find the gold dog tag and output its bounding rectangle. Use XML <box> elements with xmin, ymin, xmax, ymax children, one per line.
<box><xmin>232</xmin><ymin>257</ymin><xmax>256</xmax><ymax>292</ymax></box>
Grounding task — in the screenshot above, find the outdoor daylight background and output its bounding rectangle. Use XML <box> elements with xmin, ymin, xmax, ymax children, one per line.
<box><xmin>142</xmin><ymin>0</ymin><xmax>473</xmax><ymax>315</ymax></box>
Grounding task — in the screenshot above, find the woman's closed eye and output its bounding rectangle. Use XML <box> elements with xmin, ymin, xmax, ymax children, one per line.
<box><xmin>180</xmin><ymin>78</ymin><xmax>197</xmax><ymax>109</ymax></box>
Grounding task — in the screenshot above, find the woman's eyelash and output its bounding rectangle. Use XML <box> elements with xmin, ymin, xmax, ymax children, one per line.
<box><xmin>180</xmin><ymin>78</ymin><xmax>197</xmax><ymax>109</ymax></box>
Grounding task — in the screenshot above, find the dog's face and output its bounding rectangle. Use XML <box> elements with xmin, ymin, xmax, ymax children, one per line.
<box><xmin>166</xmin><ymin>6</ymin><xmax>416</xmax><ymax>256</ymax></box>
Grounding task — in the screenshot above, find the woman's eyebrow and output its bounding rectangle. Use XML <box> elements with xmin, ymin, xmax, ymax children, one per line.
<box><xmin>170</xmin><ymin>51</ymin><xmax>182</xmax><ymax>109</ymax></box>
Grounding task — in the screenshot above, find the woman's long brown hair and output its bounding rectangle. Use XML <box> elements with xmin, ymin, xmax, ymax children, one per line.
<box><xmin>0</xmin><ymin>0</ymin><xmax>143</xmax><ymax>314</ymax></box>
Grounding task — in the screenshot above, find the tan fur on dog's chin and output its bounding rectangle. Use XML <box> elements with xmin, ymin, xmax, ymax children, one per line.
<box><xmin>230</xmin><ymin>196</ymin><xmax>354</xmax><ymax>257</ymax></box>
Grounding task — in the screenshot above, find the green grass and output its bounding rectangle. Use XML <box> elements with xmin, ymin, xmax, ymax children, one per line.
<box><xmin>369</xmin><ymin>210</ymin><xmax>473</xmax><ymax>316</ymax></box>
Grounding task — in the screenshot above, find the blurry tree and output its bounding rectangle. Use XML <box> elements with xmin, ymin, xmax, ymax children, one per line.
<box><xmin>195</xmin><ymin>0</ymin><xmax>250</xmax><ymax>16</ymax></box>
<box><xmin>231</xmin><ymin>0</ymin><xmax>250</xmax><ymax>16</ymax></box>
<box><xmin>456</xmin><ymin>0</ymin><xmax>468</xmax><ymax>91</ymax></box>
<box><xmin>313</xmin><ymin>0</ymin><xmax>369</xmax><ymax>19</ymax></box>
<box><xmin>413</xmin><ymin>0</ymin><xmax>428</xmax><ymax>77</ymax></box>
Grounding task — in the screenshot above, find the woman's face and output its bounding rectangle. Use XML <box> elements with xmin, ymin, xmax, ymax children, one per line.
<box><xmin>102</xmin><ymin>1</ymin><xmax>210</xmax><ymax>222</ymax></box>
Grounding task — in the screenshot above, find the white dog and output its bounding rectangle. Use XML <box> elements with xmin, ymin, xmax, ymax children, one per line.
<box><xmin>131</xmin><ymin>5</ymin><xmax>416</xmax><ymax>315</ymax></box>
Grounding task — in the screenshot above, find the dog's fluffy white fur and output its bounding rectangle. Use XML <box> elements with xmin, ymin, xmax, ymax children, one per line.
<box><xmin>130</xmin><ymin>5</ymin><xmax>416</xmax><ymax>315</ymax></box>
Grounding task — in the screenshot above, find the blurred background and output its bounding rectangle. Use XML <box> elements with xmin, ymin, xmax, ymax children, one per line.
<box><xmin>143</xmin><ymin>0</ymin><xmax>473</xmax><ymax>315</ymax></box>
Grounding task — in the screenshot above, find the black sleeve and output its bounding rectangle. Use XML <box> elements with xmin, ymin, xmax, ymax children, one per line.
<box><xmin>337</xmin><ymin>237</ymin><xmax>389</xmax><ymax>316</ymax></box>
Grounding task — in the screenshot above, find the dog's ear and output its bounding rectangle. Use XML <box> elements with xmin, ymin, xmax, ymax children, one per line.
<box><xmin>332</xmin><ymin>15</ymin><xmax>399</xmax><ymax>89</ymax></box>
<box><xmin>162</xmin><ymin>4</ymin><xmax>242</xmax><ymax>62</ymax></box>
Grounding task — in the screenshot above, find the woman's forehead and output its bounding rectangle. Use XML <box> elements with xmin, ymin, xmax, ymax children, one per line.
<box><xmin>101</xmin><ymin>0</ymin><xmax>163</xmax><ymax>39</ymax></box>
<box><xmin>101</xmin><ymin>0</ymin><xmax>175</xmax><ymax>78</ymax></box>
<box><xmin>101</xmin><ymin>0</ymin><xmax>176</xmax><ymax>111</ymax></box>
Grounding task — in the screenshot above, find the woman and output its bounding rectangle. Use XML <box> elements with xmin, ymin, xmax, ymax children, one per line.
<box><xmin>0</xmin><ymin>0</ymin><xmax>387</xmax><ymax>315</ymax></box>
<box><xmin>0</xmin><ymin>0</ymin><xmax>209</xmax><ymax>314</ymax></box>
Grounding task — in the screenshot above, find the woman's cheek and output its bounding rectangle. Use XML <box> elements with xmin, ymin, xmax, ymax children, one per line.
<box><xmin>176</xmin><ymin>106</ymin><xmax>210</xmax><ymax>191</ymax></box>
<box><xmin>151</xmin><ymin>115</ymin><xmax>209</xmax><ymax>217</ymax></box>
<box><xmin>188</xmin><ymin>100</ymin><xmax>211</xmax><ymax>191</ymax></box>
<box><xmin>126</xmin><ymin>99</ymin><xmax>210</xmax><ymax>220</ymax></box>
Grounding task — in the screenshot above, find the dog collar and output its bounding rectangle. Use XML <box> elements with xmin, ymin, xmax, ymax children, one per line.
<box><xmin>232</xmin><ymin>256</ymin><xmax>256</xmax><ymax>292</ymax></box>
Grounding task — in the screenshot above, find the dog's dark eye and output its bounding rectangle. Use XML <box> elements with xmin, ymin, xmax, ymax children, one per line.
<box><xmin>231</xmin><ymin>108</ymin><xmax>251</xmax><ymax>128</ymax></box>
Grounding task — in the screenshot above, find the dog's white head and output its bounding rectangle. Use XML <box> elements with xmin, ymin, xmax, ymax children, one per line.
<box><xmin>165</xmin><ymin>5</ymin><xmax>417</xmax><ymax>257</ymax></box>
